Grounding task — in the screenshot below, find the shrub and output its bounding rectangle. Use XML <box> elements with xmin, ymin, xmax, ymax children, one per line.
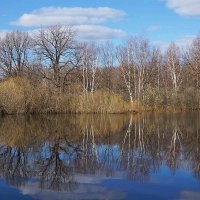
<box><xmin>73</xmin><ymin>91</ymin><xmax>134</xmax><ymax>113</ymax></box>
<box><xmin>0</xmin><ymin>77</ymin><xmax>32</xmax><ymax>113</ymax></box>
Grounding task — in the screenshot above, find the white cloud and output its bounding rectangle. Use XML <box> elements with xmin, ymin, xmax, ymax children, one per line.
<box><xmin>75</xmin><ymin>25</ymin><xmax>126</xmax><ymax>40</ymax></box>
<box><xmin>10</xmin><ymin>6</ymin><xmax>126</xmax><ymax>40</ymax></box>
<box><xmin>166</xmin><ymin>0</ymin><xmax>200</xmax><ymax>16</ymax></box>
<box><xmin>151</xmin><ymin>35</ymin><xmax>196</xmax><ymax>51</ymax></box>
<box><xmin>0</xmin><ymin>26</ymin><xmax>125</xmax><ymax>41</ymax></box>
<box><xmin>175</xmin><ymin>35</ymin><xmax>196</xmax><ymax>47</ymax></box>
<box><xmin>17</xmin><ymin>174</ymin><xmax>126</xmax><ymax>200</ymax></box>
<box><xmin>0</xmin><ymin>30</ymin><xmax>9</xmax><ymax>38</ymax></box>
<box><xmin>26</xmin><ymin>25</ymin><xmax>126</xmax><ymax>41</ymax></box>
<box><xmin>178</xmin><ymin>191</ymin><xmax>200</xmax><ymax>200</ymax></box>
<box><xmin>12</xmin><ymin>7</ymin><xmax>126</xmax><ymax>27</ymax></box>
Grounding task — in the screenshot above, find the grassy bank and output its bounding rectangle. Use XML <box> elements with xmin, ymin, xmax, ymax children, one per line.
<box><xmin>0</xmin><ymin>77</ymin><xmax>135</xmax><ymax>114</ymax></box>
<box><xmin>0</xmin><ymin>77</ymin><xmax>199</xmax><ymax>115</ymax></box>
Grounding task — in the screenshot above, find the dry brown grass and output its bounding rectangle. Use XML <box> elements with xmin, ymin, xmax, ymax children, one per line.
<box><xmin>72</xmin><ymin>90</ymin><xmax>134</xmax><ymax>114</ymax></box>
<box><xmin>0</xmin><ymin>77</ymin><xmax>33</xmax><ymax>113</ymax></box>
<box><xmin>0</xmin><ymin>77</ymin><xmax>137</xmax><ymax>114</ymax></box>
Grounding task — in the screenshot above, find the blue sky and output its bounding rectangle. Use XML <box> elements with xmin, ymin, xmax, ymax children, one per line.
<box><xmin>0</xmin><ymin>0</ymin><xmax>199</xmax><ymax>48</ymax></box>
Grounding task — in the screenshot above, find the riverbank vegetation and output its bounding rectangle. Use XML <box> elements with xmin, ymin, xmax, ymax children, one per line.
<box><xmin>0</xmin><ymin>26</ymin><xmax>200</xmax><ymax>114</ymax></box>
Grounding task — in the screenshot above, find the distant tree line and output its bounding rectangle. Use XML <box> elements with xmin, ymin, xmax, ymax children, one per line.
<box><xmin>0</xmin><ymin>25</ymin><xmax>200</xmax><ymax>113</ymax></box>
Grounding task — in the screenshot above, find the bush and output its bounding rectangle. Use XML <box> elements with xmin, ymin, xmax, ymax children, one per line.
<box><xmin>0</xmin><ymin>78</ymin><xmax>135</xmax><ymax>114</ymax></box>
<box><xmin>0</xmin><ymin>77</ymin><xmax>33</xmax><ymax>113</ymax></box>
<box><xmin>72</xmin><ymin>90</ymin><xmax>133</xmax><ymax>113</ymax></box>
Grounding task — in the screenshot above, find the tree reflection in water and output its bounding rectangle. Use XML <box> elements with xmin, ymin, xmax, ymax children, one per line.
<box><xmin>0</xmin><ymin>113</ymin><xmax>200</xmax><ymax>191</ymax></box>
<box><xmin>0</xmin><ymin>145</ymin><xmax>29</xmax><ymax>186</ymax></box>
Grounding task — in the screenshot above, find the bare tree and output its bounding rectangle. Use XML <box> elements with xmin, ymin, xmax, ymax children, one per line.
<box><xmin>33</xmin><ymin>25</ymin><xmax>81</xmax><ymax>92</ymax></box>
<box><xmin>81</xmin><ymin>42</ymin><xmax>99</xmax><ymax>95</ymax></box>
<box><xmin>185</xmin><ymin>35</ymin><xmax>200</xmax><ymax>88</ymax></box>
<box><xmin>100</xmin><ymin>41</ymin><xmax>115</xmax><ymax>91</ymax></box>
<box><xmin>117</xmin><ymin>36</ymin><xmax>152</xmax><ymax>103</ymax></box>
<box><xmin>150</xmin><ymin>47</ymin><xmax>163</xmax><ymax>90</ymax></box>
<box><xmin>117</xmin><ymin>44</ymin><xmax>135</xmax><ymax>103</ymax></box>
<box><xmin>0</xmin><ymin>31</ymin><xmax>30</xmax><ymax>77</ymax></box>
<box><xmin>166</xmin><ymin>43</ymin><xmax>183</xmax><ymax>91</ymax></box>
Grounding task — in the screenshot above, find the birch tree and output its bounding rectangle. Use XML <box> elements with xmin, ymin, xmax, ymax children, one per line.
<box><xmin>117</xmin><ymin>36</ymin><xmax>151</xmax><ymax>103</ymax></box>
<box><xmin>100</xmin><ymin>41</ymin><xmax>115</xmax><ymax>91</ymax></box>
<box><xmin>185</xmin><ymin>35</ymin><xmax>200</xmax><ymax>88</ymax></box>
<box><xmin>166</xmin><ymin>43</ymin><xmax>183</xmax><ymax>91</ymax></box>
<box><xmin>117</xmin><ymin>44</ymin><xmax>135</xmax><ymax>103</ymax></box>
<box><xmin>81</xmin><ymin>42</ymin><xmax>99</xmax><ymax>94</ymax></box>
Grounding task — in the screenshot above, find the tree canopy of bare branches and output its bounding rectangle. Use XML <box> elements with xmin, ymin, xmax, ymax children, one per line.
<box><xmin>33</xmin><ymin>25</ymin><xmax>82</xmax><ymax>92</ymax></box>
<box><xmin>0</xmin><ymin>31</ymin><xmax>30</xmax><ymax>77</ymax></box>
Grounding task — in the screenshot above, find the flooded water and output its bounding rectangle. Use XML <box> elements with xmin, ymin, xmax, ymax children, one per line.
<box><xmin>0</xmin><ymin>113</ymin><xmax>200</xmax><ymax>200</ymax></box>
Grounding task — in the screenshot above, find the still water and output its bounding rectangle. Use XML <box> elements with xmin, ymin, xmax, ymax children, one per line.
<box><xmin>0</xmin><ymin>113</ymin><xmax>200</xmax><ymax>200</ymax></box>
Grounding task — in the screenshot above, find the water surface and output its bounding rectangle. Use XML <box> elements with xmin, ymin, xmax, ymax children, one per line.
<box><xmin>0</xmin><ymin>113</ymin><xmax>200</xmax><ymax>200</ymax></box>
